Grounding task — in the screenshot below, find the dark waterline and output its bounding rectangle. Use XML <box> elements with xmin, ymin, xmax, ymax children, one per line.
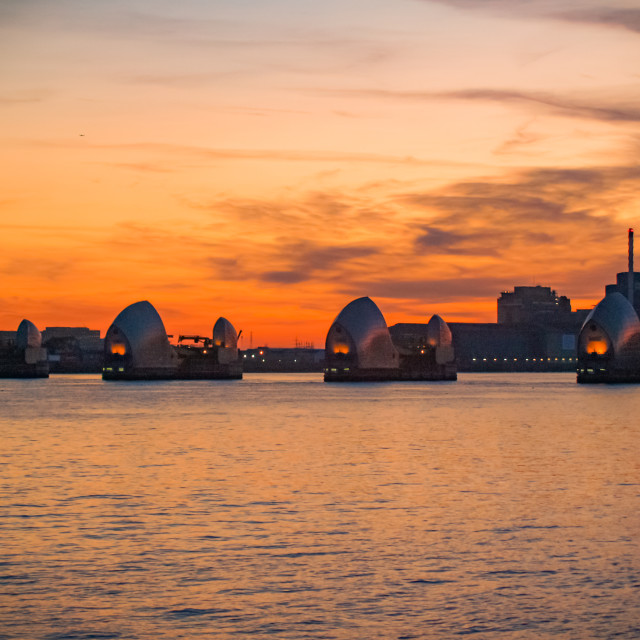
<box><xmin>1</xmin><ymin>373</ymin><xmax>639</xmax><ymax>639</ymax></box>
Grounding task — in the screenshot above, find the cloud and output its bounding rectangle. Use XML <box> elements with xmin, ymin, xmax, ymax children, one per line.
<box><xmin>321</xmin><ymin>87</ymin><xmax>640</xmax><ymax>124</ymax></box>
<box><xmin>206</xmin><ymin>257</ymin><xmax>247</xmax><ymax>281</ymax></box>
<box><xmin>109</xmin><ymin>162</ymin><xmax>174</xmax><ymax>173</ymax></box>
<box><xmin>1</xmin><ymin>0</ymin><xmax>400</xmax><ymax>89</ymax></box>
<box><xmin>443</xmin><ymin>89</ymin><xmax>640</xmax><ymax>123</ymax></box>
<box><xmin>132</xmin><ymin>143</ymin><xmax>434</xmax><ymax>166</ymax></box>
<box><xmin>0</xmin><ymin>90</ymin><xmax>51</xmax><ymax>106</ymax></box>
<box><xmin>1</xmin><ymin>256</ymin><xmax>74</xmax><ymax>281</ymax></box>
<box><xmin>199</xmin><ymin>190</ymin><xmax>402</xmax><ymax>243</ymax></box>
<box><xmin>421</xmin><ymin>0</ymin><xmax>640</xmax><ymax>35</ymax></box>
<box><xmin>493</xmin><ymin>120</ymin><xmax>546</xmax><ymax>155</ymax></box>
<box><xmin>107</xmin><ymin>202</ymin><xmax>384</xmax><ymax>292</ymax></box>
<box><xmin>0</xmin><ymin>1</ymin><xmax>231</xmax><ymax>40</ymax></box>
<box><xmin>260</xmin><ymin>270</ymin><xmax>310</xmax><ymax>285</ymax></box>
<box><xmin>416</xmin><ymin>227</ymin><xmax>511</xmax><ymax>255</ymax></box>
<box><xmin>557</xmin><ymin>7</ymin><xmax>640</xmax><ymax>34</ymax></box>
<box><xmin>6</xmin><ymin>157</ymin><xmax>633</xmax><ymax>325</ymax></box>
<box><xmin>256</xmin><ymin>243</ymin><xmax>381</xmax><ymax>284</ymax></box>
<box><xmin>339</xmin><ymin>275</ymin><xmax>509</xmax><ymax>301</ymax></box>
<box><xmin>182</xmin><ymin>156</ymin><xmax>640</xmax><ymax>317</ymax></box>
<box><xmin>397</xmin><ymin>164</ymin><xmax>640</xmax><ymax>295</ymax></box>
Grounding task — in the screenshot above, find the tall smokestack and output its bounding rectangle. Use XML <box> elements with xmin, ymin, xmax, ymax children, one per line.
<box><xmin>629</xmin><ymin>228</ymin><xmax>634</xmax><ymax>307</ymax></box>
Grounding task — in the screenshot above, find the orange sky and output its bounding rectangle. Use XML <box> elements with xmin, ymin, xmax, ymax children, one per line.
<box><xmin>2</xmin><ymin>0</ymin><xmax>640</xmax><ymax>346</ymax></box>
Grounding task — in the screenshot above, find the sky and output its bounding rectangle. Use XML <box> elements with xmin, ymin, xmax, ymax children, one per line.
<box><xmin>2</xmin><ymin>0</ymin><xmax>640</xmax><ymax>346</ymax></box>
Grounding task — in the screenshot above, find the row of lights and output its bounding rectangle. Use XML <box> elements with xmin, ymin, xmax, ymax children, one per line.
<box><xmin>471</xmin><ymin>357</ymin><xmax>575</xmax><ymax>362</ymax></box>
<box><xmin>243</xmin><ymin>351</ymin><xmax>299</xmax><ymax>363</ymax></box>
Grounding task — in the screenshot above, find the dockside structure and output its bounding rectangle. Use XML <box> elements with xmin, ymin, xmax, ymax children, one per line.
<box><xmin>324</xmin><ymin>297</ymin><xmax>456</xmax><ymax>381</ymax></box>
<box><xmin>577</xmin><ymin>228</ymin><xmax>640</xmax><ymax>383</ymax></box>
<box><xmin>102</xmin><ymin>301</ymin><xmax>242</xmax><ymax>380</ymax></box>
<box><xmin>0</xmin><ymin>319</ymin><xmax>49</xmax><ymax>378</ymax></box>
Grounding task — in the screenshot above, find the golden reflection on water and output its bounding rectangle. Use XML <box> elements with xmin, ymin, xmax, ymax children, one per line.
<box><xmin>1</xmin><ymin>373</ymin><xmax>640</xmax><ymax>639</ymax></box>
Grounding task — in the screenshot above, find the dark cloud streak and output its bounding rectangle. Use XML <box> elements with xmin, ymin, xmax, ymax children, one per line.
<box><xmin>339</xmin><ymin>276</ymin><xmax>508</xmax><ymax>301</ymax></box>
<box><xmin>401</xmin><ymin>164</ymin><xmax>639</xmax><ymax>281</ymax></box>
<box><xmin>421</xmin><ymin>0</ymin><xmax>640</xmax><ymax>35</ymax></box>
<box><xmin>199</xmin><ymin>160</ymin><xmax>640</xmax><ymax>305</ymax></box>
<box><xmin>323</xmin><ymin>87</ymin><xmax>640</xmax><ymax>123</ymax></box>
<box><xmin>256</xmin><ymin>243</ymin><xmax>381</xmax><ymax>285</ymax></box>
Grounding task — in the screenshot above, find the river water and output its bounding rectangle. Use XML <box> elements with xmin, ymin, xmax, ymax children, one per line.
<box><xmin>1</xmin><ymin>373</ymin><xmax>639</xmax><ymax>639</ymax></box>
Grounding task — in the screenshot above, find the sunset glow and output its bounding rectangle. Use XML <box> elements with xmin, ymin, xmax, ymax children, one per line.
<box><xmin>2</xmin><ymin>0</ymin><xmax>639</xmax><ymax>345</ymax></box>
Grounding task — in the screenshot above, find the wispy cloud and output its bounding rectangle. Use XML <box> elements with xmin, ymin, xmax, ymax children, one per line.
<box><xmin>0</xmin><ymin>1</ymin><xmax>231</xmax><ymax>40</ymax></box>
<box><xmin>181</xmin><ymin>145</ymin><xmax>436</xmax><ymax>165</ymax></box>
<box><xmin>319</xmin><ymin>87</ymin><xmax>640</xmax><ymax>123</ymax></box>
<box><xmin>556</xmin><ymin>7</ymin><xmax>640</xmax><ymax>34</ymax></box>
<box><xmin>421</xmin><ymin>0</ymin><xmax>640</xmax><ymax>35</ymax></box>
<box><xmin>257</xmin><ymin>243</ymin><xmax>380</xmax><ymax>284</ymax></box>
<box><xmin>0</xmin><ymin>90</ymin><xmax>51</xmax><ymax>106</ymax></box>
<box><xmin>339</xmin><ymin>276</ymin><xmax>508</xmax><ymax>302</ymax></box>
<box><xmin>493</xmin><ymin>120</ymin><xmax>546</xmax><ymax>155</ymax></box>
<box><xmin>179</xmin><ymin>159</ymin><xmax>640</xmax><ymax>313</ymax></box>
<box><xmin>398</xmin><ymin>164</ymin><xmax>639</xmax><ymax>295</ymax></box>
<box><xmin>1</xmin><ymin>256</ymin><xmax>74</xmax><ymax>281</ymax></box>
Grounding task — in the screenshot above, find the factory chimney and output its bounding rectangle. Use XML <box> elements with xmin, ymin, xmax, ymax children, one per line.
<box><xmin>629</xmin><ymin>228</ymin><xmax>634</xmax><ymax>307</ymax></box>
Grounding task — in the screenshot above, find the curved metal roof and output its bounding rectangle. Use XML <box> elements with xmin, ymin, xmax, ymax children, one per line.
<box><xmin>579</xmin><ymin>292</ymin><xmax>640</xmax><ymax>362</ymax></box>
<box><xmin>213</xmin><ymin>316</ymin><xmax>239</xmax><ymax>365</ymax></box>
<box><xmin>16</xmin><ymin>319</ymin><xmax>42</xmax><ymax>349</ymax></box>
<box><xmin>105</xmin><ymin>300</ymin><xmax>176</xmax><ymax>369</ymax></box>
<box><xmin>326</xmin><ymin>297</ymin><xmax>398</xmax><ymax>369</ymax></box>
<box><xmin>427</xmin><ymin>314</ymin><xmax>452</xmax><ymax>347</ymax></box>
<box><xmin>213</xmin><ymin>317</ymin><xmax>238</xmax><ymax>349</ymax></box>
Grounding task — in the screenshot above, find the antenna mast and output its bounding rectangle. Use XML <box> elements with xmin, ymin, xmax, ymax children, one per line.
<box><xmin>629</xmin><ymin>228</ymin><xmax>634</xmax><ymax>307</ymax></box>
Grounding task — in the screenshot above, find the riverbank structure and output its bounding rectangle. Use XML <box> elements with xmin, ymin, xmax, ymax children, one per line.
<box><xmin>102</xmin><ymin>301</ymin><xmax>242</xmax><ymax>380</ymax></box>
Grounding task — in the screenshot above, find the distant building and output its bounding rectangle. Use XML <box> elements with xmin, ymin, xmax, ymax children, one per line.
<box><xmin>0</xmin><ymin>319</ymin><xmax>49</xmax><ymax>378</ymax></box>
<box><xmin>0</xmin><ymin>331</ymin><xmax>16</xmax><ymax>347</ymax></box>
<box><xmin>605</xmin><ymin>273</ymin><xmax>640</xmax><ymax>317</ymax></box>
<box><xmin>603</xmin><ymin>228</ymin><xmax>640</xmax><ymax>317</ymax></box>
<box><xmin>43</xmin><ymin>326</ymin><xmax>104</xmax><ymax>373</ymax></box>
<box><xmin>451</xmin><ymin>322</ymin><xmax>577</xmax><ymax>371</ymax></box>
<box><xmin>497</xmin><ymin>286</ymin><xmax>573</xmax><ymax>326</ymax></box>
<box><xmin>42</xmin><ymin>327</ymin><xmax>100</xmax><ymax>341</ymax></box>
<box><xmin>242</xmin><ymin>346</ymin><xmax>324</xmax><ymax>372</ymax></box>
<box><xmin>390</xmin><ymin>284</ymin><xmax>586</xmax><ymax>372</ymax></box>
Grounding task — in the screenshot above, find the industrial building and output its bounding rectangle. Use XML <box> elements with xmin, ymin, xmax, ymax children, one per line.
<box><xmin>497</xmin><ymin>286</ymin><xmax>572</xmax><ymax>325</ymax></box>
<box><xmin>604</xmin><ymin>229</ymin><xmax>640</xmax><ymax>317</ymax></box>
<box><xmin>448</xmin><ymin>322</ymin><xmax>578</xmax><ymax>371</ymax></box>
<box><xmin>43</xmin><ymin>327</ymin><xmax>103</xmax><ymax>373</ymax></box>
<box><xmin>391</xmin><ymin>283</ymin><xmax>586</xmax><ymax>372</ymax></box>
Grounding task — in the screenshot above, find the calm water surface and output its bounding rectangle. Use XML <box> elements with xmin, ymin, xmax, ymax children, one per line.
<box><xmin>1</xmin><ymin>373</ymin><xmax>639</xmax><ymax>639</ymax></box>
